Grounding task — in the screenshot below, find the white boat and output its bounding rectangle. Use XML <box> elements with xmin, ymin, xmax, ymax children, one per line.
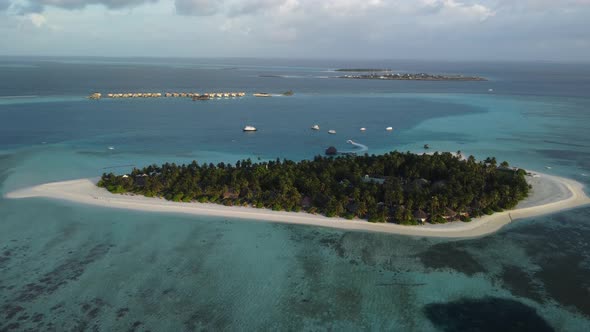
<box><xmin>386</xmin><ymin>127</ymin><xmax>393</xmax><ymax>131</ymax></box>
<box><xmin>328</xmin><ymin>130</ymin><xmax>336</xmax><ymax>134</ymax></box>
<box><xmin>360</xmin><ymin>127</ymin><xmax>366</xmax><ymax>131</ymax></box>
<box><xmin>243</xmin><ymin>126</ymin><xmax>257</xmax><ymax>132</ymax></box>
<box><xmin>311</xmin><ymin>124</ymin><xmax>320</xmax><ymax>130</ymax></box>
<box><xmin>108</xmin><ymin>146</ymin><xmax>115</xmax><ymax>150</ymax></box>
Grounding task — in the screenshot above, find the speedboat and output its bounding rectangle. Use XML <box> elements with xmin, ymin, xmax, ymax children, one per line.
<box><xmin>243</xmin><ymin>126</ymin><xmax>257</xmax><ymax>132</ymax></box>
<box><xmin>360</xmin><ymin>127</ymin><xmax>366</xmax><ymax>131</ymax></box>
<box><xmin>328</xmin><ymin>130</ymin><xmax>336</xmax><ymax>134</ymax></box>
<box><xmin>311</xmin><ymin>124</ymin><xmax>320</xmax><ymax>130</ymax></box>
<box><xmin>386</xmin><ymin>127</ymin><xmax>393</xmax><ymax>131</ymax></box>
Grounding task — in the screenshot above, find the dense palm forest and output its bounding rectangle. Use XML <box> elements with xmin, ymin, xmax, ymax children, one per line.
<box><xmin>98</xmin><ymin>152</ymin><xmax>530</xmax><ymax>224</ymax></box>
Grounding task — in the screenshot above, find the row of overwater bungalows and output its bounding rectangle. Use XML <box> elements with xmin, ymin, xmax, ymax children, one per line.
<box><xmin>93</xmin><ymin>92</ymin><xmax>247</xmax><ymax>99</ymax></box>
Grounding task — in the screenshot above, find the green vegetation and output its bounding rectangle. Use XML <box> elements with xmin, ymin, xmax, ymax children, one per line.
<box><xmin>98</xmin><ymin>151</ymin><xmax>529</xmax><ymax>224</ymax></box>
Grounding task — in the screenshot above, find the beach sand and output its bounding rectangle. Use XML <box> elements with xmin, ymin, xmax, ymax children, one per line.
<box><xmin>5</xmin><ymin>172</ymin><xmax>590</xmax><ymax>238</ymax></box>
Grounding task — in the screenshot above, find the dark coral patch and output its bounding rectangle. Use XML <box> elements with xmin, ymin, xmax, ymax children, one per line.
<box><xmin>500</xmin><ymin>265</ymin><xmax>546</xmax><ymax>303</ymax></box>
<box><xmin>417</xmin><ymin>243</ymin><xmax>486</xmax><ymax>276</ymax></box>
<box><xmin>423</xmin><ymin>297</ymin><xmax>554</xmax><ymax>332</ymax></box>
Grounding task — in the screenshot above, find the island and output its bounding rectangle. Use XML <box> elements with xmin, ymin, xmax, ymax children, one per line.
<box><xmin>6</xmin><ymin>157</ymin><xmax>590</xmax><ymax>238</ymax></box>
<box><xmin>339</xmin><ymin>72</ymin><xmax>487</xmax><ymax>81</ymax></box>
<box><xmin>96</xmin><ymin>152</ymin><xmax>529</xmax><ymax>224</ymax></box>
<box><xmin>335</xmin><ymin>68</ymin><xmax>392</xmax><ymax>72</ymax></box>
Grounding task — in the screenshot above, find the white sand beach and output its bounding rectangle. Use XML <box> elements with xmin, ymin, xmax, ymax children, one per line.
<box><xmin>5</xmin><ymin>172</ymin><xmax>590</xmax><ymax>238</ymax></box>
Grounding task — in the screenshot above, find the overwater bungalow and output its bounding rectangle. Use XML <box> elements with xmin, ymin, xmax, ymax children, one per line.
<box><xmin>193</xmin><ymin>95</ymin><xmax>210</xmax><ymax>101</ymax></box>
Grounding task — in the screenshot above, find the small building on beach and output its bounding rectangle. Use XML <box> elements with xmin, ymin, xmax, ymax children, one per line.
<box><xmin>413</xmin><ymin>209</ymin><xmax>429</xmax><ymax>223</ymax></box>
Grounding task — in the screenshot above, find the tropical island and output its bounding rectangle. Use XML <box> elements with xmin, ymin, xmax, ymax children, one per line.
<box><xmin>335</xmin><ymin>68</ymin><xmax>392</xmax><ymax>72</ymax></box>
<box><xmin>339</xmin><ymin>72</ymin><xmax>487</xmax><ymax>81</ymax></box>
<box><xmin>97</xmin><ymin>152</ymin><xmax>529</xmax><ymax>225</ymax></box>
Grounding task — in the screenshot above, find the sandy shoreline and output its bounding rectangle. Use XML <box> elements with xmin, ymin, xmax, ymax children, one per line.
<box><xmin>5</xmin><ymin>172</ymin><xmax>590</xmax><ymax>238</ymax></box>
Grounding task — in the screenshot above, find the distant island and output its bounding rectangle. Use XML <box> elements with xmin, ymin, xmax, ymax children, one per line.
<box><xmin>335</xmin><ymin>68</ymin><xmax>392</xmax><ymax>72</ymax></box>
<box><xmin>339</xmin><ymin>72</ymin><xmax>487</xmax><ymax>81</ymax></box>
<box><xmin>98</xmin><ymin>152</ymin><xmax>529</xmax><ymax>225</ymax></box>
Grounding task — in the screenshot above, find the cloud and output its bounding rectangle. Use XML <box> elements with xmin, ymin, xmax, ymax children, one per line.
<box><xmin>0</xmin><ymin>0</ymin><xmax>11</xmax><ymax>11</ymax></box>
<box><xmin>421</xmin><ymin>0</ymin><xmax>494</xmax><ymax>21</ymax></box>
<box><xmin>15</xmin><ymin>0</ymin><xmax>158</xmax><ymax>13</ymax></box>
<box><xmin>175</xmin><ymin>0</ymin><xmax>223</xmax><ymax>16</ymax></box>
<box><xmin>28</xmin><ymin>12</ymin><xmax>46</xmax><ymax>26</ymax></box>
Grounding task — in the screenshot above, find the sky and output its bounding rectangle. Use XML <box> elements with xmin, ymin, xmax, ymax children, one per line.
<box><xmin>0</xmin><ymin>0</ymin><xmax>589</xmax><ymax>61</ymax></box>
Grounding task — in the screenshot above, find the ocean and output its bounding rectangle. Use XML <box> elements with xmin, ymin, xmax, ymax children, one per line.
<box><xmin>0</xmin><ymin>57</ymin><xmax>589</xmax><ymax>331</ymax></box>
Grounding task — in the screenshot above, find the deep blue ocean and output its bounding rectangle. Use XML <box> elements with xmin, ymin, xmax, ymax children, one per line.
<box><xmin>1</xmin><ymin>57</ymin><xmax>589</xmax><ymax>331</ymax></box>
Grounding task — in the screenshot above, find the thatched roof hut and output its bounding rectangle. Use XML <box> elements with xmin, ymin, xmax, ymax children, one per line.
<box><xmin>413</xmin><ymin>209</ymin><xmax>429</xmax><ymax>223</ymax></box>
<box><xmin>443</xmin><ymin>207</ymin><xmax>457</xmax><ymax>220</ymax></box>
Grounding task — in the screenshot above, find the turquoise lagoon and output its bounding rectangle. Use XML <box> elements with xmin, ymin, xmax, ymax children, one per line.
<box><xmin>0</xmin><ymin>58</ymin><xmax>589</xmax><ymax>331</ymax></box>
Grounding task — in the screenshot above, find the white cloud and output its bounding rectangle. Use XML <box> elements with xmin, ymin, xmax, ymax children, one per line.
<box><xmin>28</xmin><ymin>12</ymin><xmax>46</xmax><ymax>26</ymax></box>
<box><xmin>421</xmin><ymin>0</ymin><xmax>495</xmax><ymax>22</ymax></box>
<box><xmin>1</xmin><ymin>0</ymin><xmax>589</xmax><ymax>61</ymax></box>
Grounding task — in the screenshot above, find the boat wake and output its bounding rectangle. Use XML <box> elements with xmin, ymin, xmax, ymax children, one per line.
<box><xmin>341</xmin><ymin>140</ymin><xmax>368</xmax><ymax>154</ymax></box>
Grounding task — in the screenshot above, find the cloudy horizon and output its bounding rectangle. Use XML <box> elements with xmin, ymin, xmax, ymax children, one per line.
<box><xmin>1</xmin><ymin>0</ymin><xmax>589</xmax><ymax>62</ymax></box>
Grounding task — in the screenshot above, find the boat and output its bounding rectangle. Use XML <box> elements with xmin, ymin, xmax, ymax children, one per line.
<box><xmin>360</xmin><ymin>127</ymin><xmax>366</xmax><ymax>131</ymax></box>
<box><xmin>108</xmin><ymin>146</ymin><xmax>115</xmax><ymax>150</ymax></box>
<box><xmin>243</xmin><ymin>126</ymin><xmax>257</xmax><ymax>132</ymax></box>
<box><xmin>253</xmin><ymin>92</ymin><xmax>272</xmax><ymax>97</ymax></box>
<box><xmin>424</xmin><ymin>144</ymin><xmax>429</xmax><ymax>149</ymax></box>
<box><xmin>386</xmin><ymin>127</ymin><xmax>393</xmax><ymax>131</ymax></box>
<box><xmin>328</xmin><ymin>130</ymin><xmax>336</xmax><ymax>134</ymax></box>
<box><xmin>311</xmin><ymin>124</ymin><xmax>320</xmax><ymax>130</ymax></box>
